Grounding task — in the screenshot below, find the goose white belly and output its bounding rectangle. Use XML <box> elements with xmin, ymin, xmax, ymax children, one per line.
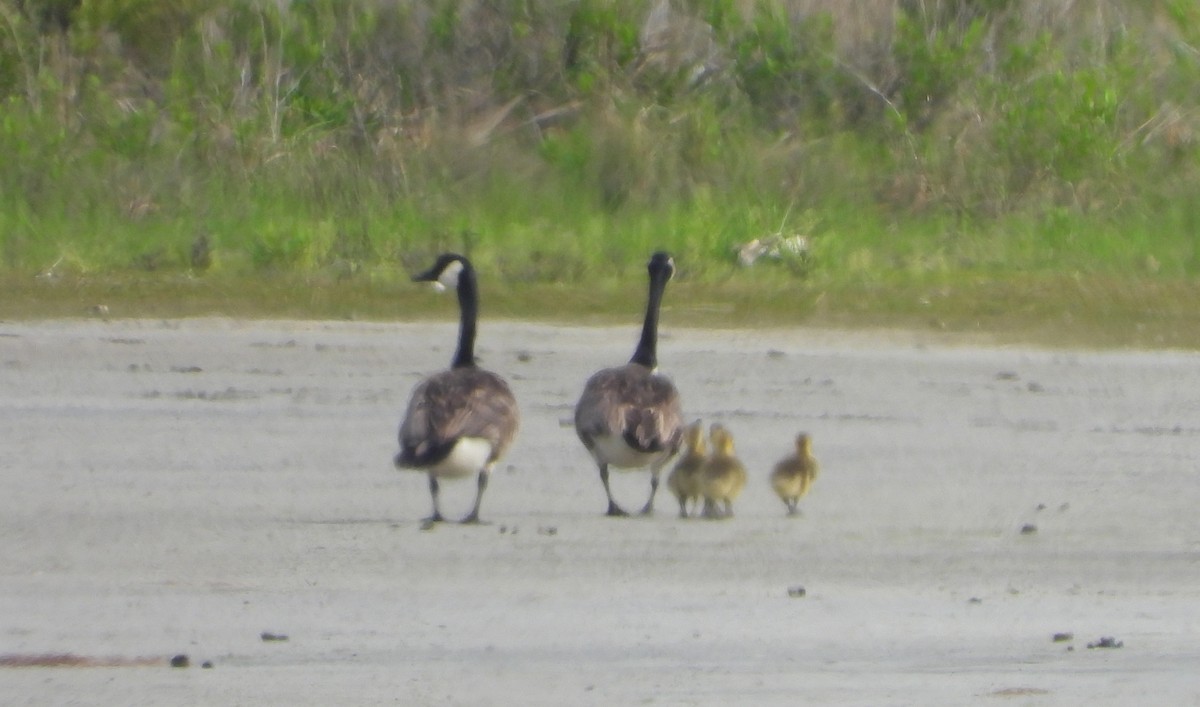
<box><xmin>590</xmin><ymin>435</ymin><xmax>669</xmax><ymax>470</ymax></box>
<box><xmin>429</xmin><ymin>437</ymin><xmax>494</xmax><ymax>479</ymax></box>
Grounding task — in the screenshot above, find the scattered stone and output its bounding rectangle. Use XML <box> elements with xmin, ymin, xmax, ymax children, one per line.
<box><xmin>1087</xmin><ymin>636</ymin><xmax>1123</xmax><ymax>649</ymax></box>
<box><xmin>201</xmin><ymin>661</ymin><xmax>214</xmax><ymax>669</ymax></box>
<box><xmin>1052</xmin><ymin>632</ymin><xmax>1074</xmax><ymax>643</ymax></box>
<box><xmin>1020</xmin><ymin>523</ymin><xmax>1038</xmax><ymax>535</ymax></box>
<box><xmin>967</xmin><ymin>597</ymin><xmax>983</xmax><ymax>604</ymax></box>
<box><xmin>787</xmin><ymin>585</ymin><xmax>806</xmax><ymax>598</ymax></box>
<box><xmin>1035</xmin><ymin>503</ymin><xmax>1047</xmax><ymax>511</ymax></box>
<box><xmin>516</xmin><ymin>351</ymin><xmax>533</xmax><ymax>363</ymax></box>
<box><xmin>260</xmin><ymin>632</ymin><xmax>289</xmax><ymax>642</ymax></box>
<box><xmin>169</xmin><ymin>654</ymin><xmax>189</xmax><ymax>668</ymax></box>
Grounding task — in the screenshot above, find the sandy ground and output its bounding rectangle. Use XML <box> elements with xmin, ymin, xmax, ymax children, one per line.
<box><xmin>2</xmin><ymin>317</ymin><xmax>1199</xmax><ymax>705</ymax></box>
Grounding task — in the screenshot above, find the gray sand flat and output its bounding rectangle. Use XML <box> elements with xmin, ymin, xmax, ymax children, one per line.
<box><xmin>2</xmin><ymin>318</ymin><xmax>1198</xmax><ymax>705</ymax></box>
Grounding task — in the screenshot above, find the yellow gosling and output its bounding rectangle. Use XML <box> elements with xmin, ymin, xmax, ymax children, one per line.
<box><xmin>699</xmin><ymin>424</ymin><xmax>746</xmax><ymax>519</ymax></box>
<box><xmin>770</xmin><ymin>433</ymin><xmax>819</xmax><ymax>516</ymax></box>
<box><xmin>667</xmin><ymin>421</ymin><xmax>707</xmax><ymax>518</ymax></box>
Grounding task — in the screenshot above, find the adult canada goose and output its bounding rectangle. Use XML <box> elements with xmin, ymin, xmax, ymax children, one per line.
<box><xmin>770</xmin><ymin>432</ymin><xmax>819</xmax><ymax>516</ymax></box>
<box><xmin>700</xmin><ymin>423</ymin><xmax>747</xmax><ymax>519</ymax></box>
<box><xmin>667</xmin><ymin>420</ymin><xmax>707</xmax><ymax>518</ymax></box>
<box><xmin>574</xmin><ymin>251</ymin><xmax>683</xmax><ymax>516</ymax></box>
<box><xmin>394</xmin><ymin>253</ymin><xmax>519</xmax><ymax>524</ymax></box>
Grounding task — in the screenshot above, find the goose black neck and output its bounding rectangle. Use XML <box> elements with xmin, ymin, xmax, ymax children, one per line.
<box><xmin>630</xmin><ymin>269</ymin><xmax>668</xmax><ymax>369</ymax></box>
<box><xmin>451</xmin><ymin>264</ymin><xmax>479</xmax><ymax>369</ymax></box>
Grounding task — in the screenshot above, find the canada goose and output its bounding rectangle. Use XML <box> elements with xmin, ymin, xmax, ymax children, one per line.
<box><xmin>700</xmin><ymin>423</ymin><xmax>746</xmax><ymax>519</ymax></box>
<box><xmin>770</xmin><ymin>433</ymin><xmax>819</xmax><ymax>516</ymax></box>
<box><xmin>667</xmin><ymin>420</ymin><xmax>707</xmax><ymax>518</ymax></box>
<box><xmin>574</xmin><ymin>251</ymin><xmax>683</xmax><ymax>516</ymax></box>
<box><xmin>394</xmin><ymin>253</ymin><xmax>519</xmax><ymax>524</ymax></box>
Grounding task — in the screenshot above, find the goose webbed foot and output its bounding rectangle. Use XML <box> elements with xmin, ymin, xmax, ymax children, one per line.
<box><xmin>605</xmin><ymin>500</ymin><xmax>630</xmax><ymax>517</ymax></box>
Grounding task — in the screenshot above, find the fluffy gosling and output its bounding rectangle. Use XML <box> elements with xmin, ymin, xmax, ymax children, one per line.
<box><xmin>770</xmin><ymin>432</ymin><xmax>819</xmax><ymax>516</ymax></box>
<box><xmin>666</xmin><ymin>420</ymin><xmax>707</xmax><ymax>518</ymax></box>
<box><xmin>699</xmin><ymin>423</ymin><xmax>746</xmax><ymax>519</ymax></box>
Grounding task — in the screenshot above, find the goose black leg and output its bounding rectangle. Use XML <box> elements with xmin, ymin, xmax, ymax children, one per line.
<box><xmin>639</xmin><ymin>472</ymin><xmax>660</xmax><ymax>515</ymax></box>
<box><xmin>424</xmin><ymin>474</ymin><xmax>445</xmax><ymax>523</ymax></box>
<box><xmin>600</xmin><ymin>464</ymin><xmax>629</xmax><ymax>517</ymax></box>
<box><xmin>461</xmin><ymin>467</ymin><xmax>490</xmax><ymax>524</ymax></box>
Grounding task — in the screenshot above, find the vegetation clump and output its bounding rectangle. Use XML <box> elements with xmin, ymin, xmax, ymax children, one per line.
<box><xmin>1</xmin><ymin>1</ymin><xmax>1198</xmax><ymax>307</ymax></box>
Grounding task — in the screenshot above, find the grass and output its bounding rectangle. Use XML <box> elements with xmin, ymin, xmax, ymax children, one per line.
<box><xmin>2</xmin><ymin>1</ymin><xmax>1200</xmax><ymax>351</ymax></box>
<box><xmin>5</xmin><ymin>269</ymin><xmax>1199</xmax><ymax>350</ymax></box>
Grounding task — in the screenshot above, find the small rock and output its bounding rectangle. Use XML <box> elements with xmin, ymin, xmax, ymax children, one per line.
<box><xmin>1026</xmin><ymin>381</ymin><xmax>1044</xmax><ymax>393</ymax></box>
<box><xmin>419</xmin><ymin>518</ymin><xmax>436</xmax><ymax>531</ymax></box>
<box><xmin>516</xmin><ymin>351</ymin><xmax>533</xmax><ymax>363</ymax></box>
<box><xmin>1052</xmin><ymin>632</ymin><xmax>1074</xmax><ymax>643</ymax></box>
<box><xmin>967</xmin><ymin>597</ymin><xmax>983</xmax><ymax>604</ymax></box>
<box><xmin>1087</xmin><ymin>636</ymin><xmax>1123</xmax><ymax>649</ymax></box>
<box><xmin>537</xmin><ymin>526</ymin><xmax>558</xmax><ymax>536</ymax></box>
<box><xmin>1020</xmin><ymin>523</ymin><xmax>1038</xmax><ymax>535</ymax></box>
<box><xmin>995</xmin><ymin>371</ymin><xmax>1019</xmax><ymax>381</ymax></box>
<box><xmin>260</xmin><ymin>632</ymin><xmax>289</xmax><ymax>642</ymax></box>
<box><xmin>201</xmin><ymin>661</ymin><xmax>214</xmax><ymax>669</ymax></box>
<box><xmin>787</xmin><ymin>586</ymin><xmax>806</xmax><ymax>598</ymax></box>
<box><xmin>170</xmin><ymin>654</ymin><xmax>189</xmax><ymax>668</ymax></box>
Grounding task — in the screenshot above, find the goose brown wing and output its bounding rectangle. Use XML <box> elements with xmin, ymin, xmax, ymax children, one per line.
<box><xmin>575</xmin><ymin>364</ymin><xmax>682</xmax><ymax>454</ymax></box>
<box><xmin>398</xmin><ymin>367</ymin><xmax>519</xmax><ymax>466</ymax></box>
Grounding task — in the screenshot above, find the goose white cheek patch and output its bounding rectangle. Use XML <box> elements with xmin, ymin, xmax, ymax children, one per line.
<box><xmin>437</xmin><ymin>260</ymin><xmax>464</xmax><ymax>290</ymax></box>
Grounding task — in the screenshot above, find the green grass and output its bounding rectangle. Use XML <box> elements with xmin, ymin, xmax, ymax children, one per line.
<box><xmin>2</xmin><ymin>0</ymin><xmax>1200</xmax><ymax>350</ymax></box>
<box><xmin>5</xmin><ymin>269</ymin><xmax>1200</xmax><ymax>351</ymax></box>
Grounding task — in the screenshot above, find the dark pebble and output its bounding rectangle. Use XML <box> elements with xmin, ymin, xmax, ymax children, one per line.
<box><xmin>787</xmin><ymin>586</ymin><xmax>806</xmax><ymax>598</ymax></box>
<box><xmin>170</xmin><ymin>654</ymin><xmax>189</xmax><ymax>668</ymax></box>
<box><xmin>1020</xmin><ymin>523</ymin><xmax>1038</xmax><ymax>535</ymax></box>
<box><xmin>1052</xmin><ymin>632</ymin><xmax>1074</xmax><ymax>643</ymax></box>
<box><xmin>201</xmin><ymin>661</ymin><xmax>214</xmax><ymax>669</ymax></box>
<box><xmin>1087</xmin><ymin>636</ymin><xmax>1123</xmax><ymax>649</ymax></box>
<box><xmin>261</xmin><ymin>632</ymin><xmax>289</xmax><ymax>642</ymax></box>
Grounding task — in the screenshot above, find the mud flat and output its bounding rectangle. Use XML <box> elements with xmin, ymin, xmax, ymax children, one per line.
<box><xmin>2</xmin><ymin>318</ymin><xmax>1199</xmax><ymax>704</ymax></box>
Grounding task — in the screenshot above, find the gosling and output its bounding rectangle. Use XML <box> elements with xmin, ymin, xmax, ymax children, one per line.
<box><xmin>770</xmin><ymin>432</ymin><xmax>819</xmax><ymax>516</ymax></box>
<box><xmin>699</xmin><ymin>423</ymin><xmax>746</xmax><ymax>519</ymax></box>
<box><xmin>666</xmin><ymin>420</ymin><xmax>707</xmax><ymax>518</ymax></box>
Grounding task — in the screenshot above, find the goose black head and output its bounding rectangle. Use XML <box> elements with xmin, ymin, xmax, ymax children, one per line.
<box><xmin>648</xmin><ymin>251</ymin><xmax>675</xmax><ymax>281</ymax></box>
<box><xmin>413</xmin><ymin>253</ymin><xmax>470</xmax><ymax>292</ymax></box>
